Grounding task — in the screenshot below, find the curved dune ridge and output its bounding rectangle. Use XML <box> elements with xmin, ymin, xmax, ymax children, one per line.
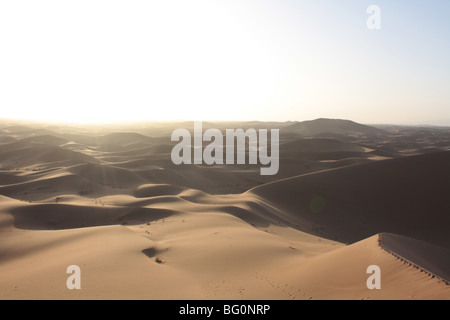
<box><xmin>1</xmin><ymin>120</ymin><xmax>450</xmax><ymax>299</ymax></box>
<box><xmin>250</xmin><ymin>151</ymin><xmax>450</xmax><ymax>249</ymax></box>
<box><xmin>133</xmin><ymin>184</ymin><xmax>186</xmax><ymax>198</ymax></box>
<box><xmin>379</xmin><ymin>233</ymin><xmax>450</xmax><ymax>283</ymax></box>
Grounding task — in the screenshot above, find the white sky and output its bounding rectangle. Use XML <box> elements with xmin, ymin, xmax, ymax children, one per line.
<box><xmin>0</xmin><ymin>0</ymin><xmax>449</xmax><ymax>124</ymax></box>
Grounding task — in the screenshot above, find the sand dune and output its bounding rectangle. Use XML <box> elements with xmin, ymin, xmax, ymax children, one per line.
<box><xmin>282</xmin><ymin>118</ymin><xmax>386</xmax><ymax>137</ymax></box>
<box><xmin>280</xmin><ymin>138</ymin><xmax>368</xmax><ymax>160</ymax></box>
<box><xmin>0</xmin><ymin>143</ymin><xmax>98</xmax><ymax>168</ymax></box>
<box><xmin>272</xmin><ymin>234</ymin><xmax>449</xmax><ymax>300</ymax></box>
<box><xmin>0</xmin><ymin>173</ymin><xmax>124</xmax><ymax>201</ymax></box>
<box><xmin>0</xmin><ymin>119</ymin><xmax>449</xmax><ymax>300</ymax></box>
<box><xmin>68</xmin><ymin>163</ymin><xmax>145</xmax><ymax>188</ymax></box>
<box><xmin>0</xmin><ymin>136</ymin><xmax>17</xmax><ymax>144</ymax></box>
<box><xmin>380</xmin><ymin>233</ymin><xmax>450</xmax><ymax>283</ymax></box>
<box><xmin>251</xmin><ymin>151</ymin><xmax>450</xmax><ymax>249</ymax></box>
<box><xmin>10</xmin><ymin>203</ymin><xmax>176</xmax><ymax>230</ymax></box>
<box><xmin>133</xmin><ymin>184</ymin><xmax>185</xmax><ymax>198</ymax></box>
<box><xmin>17</xmin><ymin>135</ymin><xmax>69</xmax><ymax>146</ymax></box>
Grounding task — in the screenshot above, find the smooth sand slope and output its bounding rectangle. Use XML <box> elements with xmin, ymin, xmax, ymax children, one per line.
<box><xmin>272</xmin><ymin>234</ymin><xmax>449</xmax><ymax>300</ymax></box>
<box><xmin>2</xmin><ymin>193</ymin><xmax>449</xmax><ymax>299</ymax></box>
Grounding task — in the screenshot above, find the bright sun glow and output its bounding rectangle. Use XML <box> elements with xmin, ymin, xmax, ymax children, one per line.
<box><xmin>0</xmin><ymin>0</ymin><xmax>287</xmax><ymax>124</ymax></box>
<box><xmin>1</xmin><ymin>1</ymin><xmax>449</xmax><ymax>124</ymax></box>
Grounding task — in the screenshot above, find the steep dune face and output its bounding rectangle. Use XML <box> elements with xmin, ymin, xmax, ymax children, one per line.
<box><xmin>380</xmin><ymin>233</ymin><xmax>450</xmax><ymax>282</ymax></box>
<box><xmin>279</xmin><ymin>138</ymin><xmax>368</xmax><ymax>160</ymax></box>
<box><xmin>272</xmin><ymin>234</ymin><xmax>450</xmax><ymax>300</ymax></box>
<box><xmin>251</xmin><ymin>151</ymin><xmax>450</xmax><ymax>248</ymax></box>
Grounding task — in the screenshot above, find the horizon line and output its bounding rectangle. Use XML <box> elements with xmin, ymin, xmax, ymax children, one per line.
<box><xmin>0</xmin><ymin>117</ymin><xmax>449</xmax><ymax>128</ymax></box>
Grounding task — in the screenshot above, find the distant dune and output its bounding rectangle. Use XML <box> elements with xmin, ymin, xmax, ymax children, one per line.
<box><xmin>0</xmin><ymin>143</ymin><xmax>98</xmax><ymax>168</ymax></box>
<box><xmin>282</xmin><ymin>118</ymin><xmax>386</xmax><ymax>137</ymax></box>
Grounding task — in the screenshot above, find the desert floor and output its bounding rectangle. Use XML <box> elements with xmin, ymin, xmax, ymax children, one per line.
<box><xmin>0</xmin><ymin>119</ymin><xmax>449</xmax><ymax>299</ymax></box>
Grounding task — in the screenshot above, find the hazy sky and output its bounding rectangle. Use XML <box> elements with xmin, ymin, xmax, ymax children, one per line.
<box><xmin>0</xmin><ymin>0</ymin><xmax>449</xmax><ymax>124</ymax></box>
